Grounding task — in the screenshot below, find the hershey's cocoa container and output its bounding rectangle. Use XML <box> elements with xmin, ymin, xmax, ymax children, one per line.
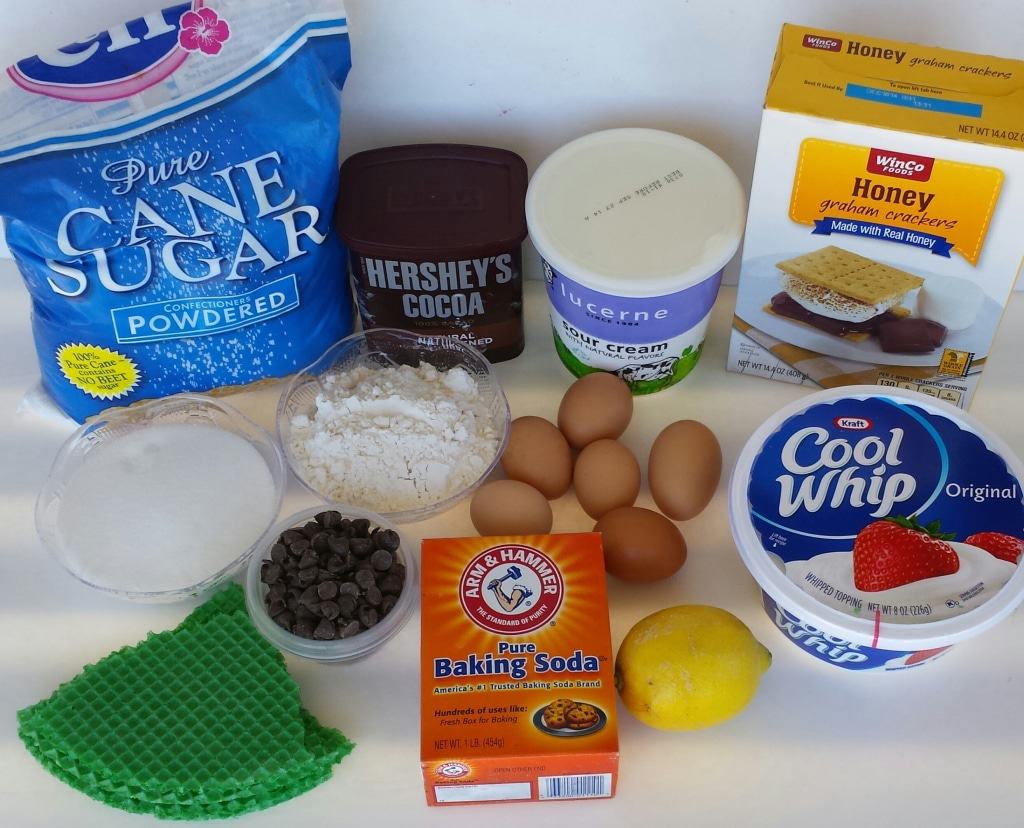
<box><xmin>336</xmin><ymin>144</ymin><xmax>528</xmax><ymax>362</ymax></box>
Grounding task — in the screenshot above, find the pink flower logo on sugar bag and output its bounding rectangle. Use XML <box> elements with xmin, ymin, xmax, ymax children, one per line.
<box><xmin>178</xmin><ymin>7</ymin><xmax>231</xmax><ymax>55</ymax></box>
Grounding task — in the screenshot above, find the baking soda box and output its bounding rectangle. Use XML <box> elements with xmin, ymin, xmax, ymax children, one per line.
<box><xmin>420</xmin><ymin>533</ymin><xmax>618</xmax><ymax>806</ymax></box>
<box><xmin>728</xmin><ymin>24</ymin><xmax>1024</xmax><ymax>408</ymax></box>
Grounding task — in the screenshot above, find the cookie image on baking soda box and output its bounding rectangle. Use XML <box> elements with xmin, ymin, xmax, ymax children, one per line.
<box><xmin>420</xmin><ymin>534</ymin><xmax>618</xmax><ymax>805</ymax></box>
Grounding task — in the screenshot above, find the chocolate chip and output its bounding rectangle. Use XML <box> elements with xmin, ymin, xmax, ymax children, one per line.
<box><xmin>268</xmin><ymin>582</ymin><xmax>287</xmax><ymax>601</ymax></box>
<box><xmin>364</xmin><ymin>585</ymin><xmax>382</xmax><ymax>607</ymax></box>
<box><xmin>270</xmin><ymin>543</ymin><xmax>288</xmax><ymax>565</ymax></box>
<box><xmin>301</xmin><ymin>521</ymin><xmax>321</xmax><ymax>539</ymax></box>
<box><xmin>313</xmin><ymin>618</ymin><xmax>336</xmax><ymax>640</ymax></box>
<box><xmin>267</xmin><ymin>598</ymin><xmax>287</xmax><ymax>618</ymax></box>
<box><xmin>351</xmin><ymin>518</ymin><xmax>371</xmax><ymax>537</ymax></box>
<box><xmin>338</xmin><ymin>620</ymin><xmax>362</xmax><ymax>639</ymax></box>
<box><xmin>289</xmin><ymin>538</ymin><xmax>311</xmax><ymax>554</ymax></box>
<box><xmin>296</xmin><ymin>604</ymin><xmax>319</xmax><ymax>622</ymax></box>
<box><xmin>328</xmin><ymin>535</ymin><xmax>350</xmax><ymax>556</ymax></box>
<box><xmin>375</xmin><ymin>529</ymin><xmax>400</xmax><ymax>552</ymax></box>
<box><xmin>349</xmin><ymin>537</ymin><xmax>373</xmax><ymax>556</ymax></box>
<box><xmin>299</xmin><ymin>585</ymin><xmax>320</xmax><ymax>606</ymax></box>
<box><xmin>337</xmin><ymin>594</ymin><xmax>357</xmax><ymax>617</ymax></box>
<box><xmin>317</xmin><ymin>581</ymin><xmax>338</xmax><ymax>600</ymax></box>
<box><xmin>260</xmin><ymin>562</ymin><xmax>280</xmax><ymax>585</ymax></box>
<box><xmin>293</xmin><ymin>619</ymin><xmax>315</xmax><ymax>639</ymax></box>
<box><xmin>281</xmin><ymin>529</ymin><xmax>304</xmax><ymax>546</ymax></box>
<box><xmin>274</xmin><ymin>610</ymin><xmax>295</xmax><ymax>630</ymax></box>
<box><xmin>311</xmin><ymin>532</ymin><xmax>331</xmax><ymax>553</ymax></box>
<box><xmin>315</xmin><ymin>510</ymin><xmax>341</xmax><ymax>529</ymax></box>
<box><xmin>389</xmin><ymin>562</ymin><xmax>406</xmax><ymax>581</ymax></box>
<box><xmin>298</xmin><ymin>549</ymin><xmax>318</xmax><ymax>569</ymax></box>
<box><xmin>326</xmin><ymin>555</ymin><xmax>346</xmax><ymax>574</ymax></box>
<box><xmin>297</xmin><ymin>567</ymin><xmax>318</xmax><ymax>587</ymax></box>
<box><xmin>379</xmin><ymin>574</ymin><xmax>403</xmax><ymax>595</ymax></box>
<box><xmin>358</xmin><ymin>605</ymin><xmax>379</xmax><ymax>628</ymax></box>
<box><xmin>370</xmin><ymin>549</ymin><xmax>393</xmax><ymax>571</ymax></box>
<box><xmin>380</xmin><ymin>594</ymin><xmax>398</xmax><ymax>616</ymax></box>
<box><xmin>338</xmin><ymin>581</ymin><xmax>360</xmax><ymax>599</ymax></box>
<box><xmin>354</xmin><ymin>569</ymin><xmax>376</xmax><ymax>590</ymax></box>
<box><xmin>319</xmin><ymin>600</ymin><xmax>340</xmax><ymax>620</ymax></box>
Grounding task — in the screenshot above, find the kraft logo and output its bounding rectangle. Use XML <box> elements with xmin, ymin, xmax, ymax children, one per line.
<box><xmin>833</xmin><ymin>416</ymin><xmax>872</xmax><ymax>430</ymax></box>
<box><xmin>867</xmin><ymin>148</ymin><xmax>935</xmax><ymax>182</ymax></box>
<box><xmin>7</xmin><ymin>2</ymin><xmax>220</xmax><ymax>103</ymax></box>
<box><xmin>802</xmin><ymin>34</ymin><xmax>842</xmax><ymax>52</ymax></box>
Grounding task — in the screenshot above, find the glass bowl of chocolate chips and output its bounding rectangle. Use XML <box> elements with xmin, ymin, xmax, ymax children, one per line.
<box><xmin>245</xmin><ymin>505</ymin><xmax>416</xmax><ymax>661</ymax></box>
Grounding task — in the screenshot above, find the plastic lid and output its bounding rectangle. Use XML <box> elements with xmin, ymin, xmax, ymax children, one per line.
<box><xmin>525</xmin><ymin>128</ymin><xmax>746</xmax><ymax>296</ymax></box>
<box><xmin>730</xmin><ymin>386</ymin><xmax>1024</xmax><ymax>651</ymax></box>
<box><xmin>336</xmin><ymin>144</ymin><xmax>528</xmax><ymax>259</ymax></box>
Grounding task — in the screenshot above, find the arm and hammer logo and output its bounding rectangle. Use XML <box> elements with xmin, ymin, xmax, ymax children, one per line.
<box><xmin>436</xmin><ymin>761</ymin><xmax>471</xmax><ymax>778</ymax></box>
<box><xmin>459</xmin><ymin>544</ymin><xmax>565</xmax><ymax>634</ymax></box>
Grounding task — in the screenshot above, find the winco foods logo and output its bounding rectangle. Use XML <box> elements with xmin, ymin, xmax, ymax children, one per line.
<box><xmin>867</xmin><ymin>148</ymin><xmax>935</xmax><ymax>182</ymax></box>
<box><xmin>458</xmin><ymin>544</ymin><xmax>564</xmax><ymax>634</ymax></box>
<box><xmin>802</xmin><ymin>34</ymin><xmax>842</xmax><ymax>52</ymax></box>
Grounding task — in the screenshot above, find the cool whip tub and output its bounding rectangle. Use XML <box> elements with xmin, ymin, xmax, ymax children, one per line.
<box><xmin>526</xmin><ymin>129</ymin><xmax>745</xmax><ymax>394</ymax></box>
<box><xmin>730</xmin><ymin>386</ymin><xmax>1024</xmax><ymax>671</ymax></box>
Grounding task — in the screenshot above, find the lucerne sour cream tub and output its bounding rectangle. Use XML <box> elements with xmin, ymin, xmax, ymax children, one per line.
<box><xmin>526</xmin><ymin>128</ymin><xmax>745</xmax><ymax>393</ymax></box>
<box><xmin>730</xmin><ymin>386</ymin><xmax>1024</xmax><ymax>671</ymax></box>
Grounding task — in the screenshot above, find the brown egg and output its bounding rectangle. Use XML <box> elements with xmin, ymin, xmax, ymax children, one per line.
<box><xmin>557</xmin><ymin>372</ymin><xmax>633</xmax><ymax>450</ymax></box>
<box><xmin>594</xmin><ymin>507</ymin><xmax>687</xmax><ymax>581</ymax></box>
<box><xmin>501</xmin><ymin>416</ymin><xmax>572</xmax><ymax>499</ymax></box>
<box><xmin>648</xmin><ymin>420</ymin><xmax>722</xmax><ymax>521</ymax></box>
<box><xmin>470</xmin><ymin>480</ymin><xmax>553</xmax><ymax>536</ymax></box>
<box><xmin>573</xmin><ymin>439</ymin><xmax>640</xmax><ymax>519</ymax></box>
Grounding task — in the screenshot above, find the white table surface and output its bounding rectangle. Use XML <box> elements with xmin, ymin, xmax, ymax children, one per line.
<box><xmin>1</xmin><ymin>274</ymin><xmax>1023</xmax><ymax>827</ymax></box>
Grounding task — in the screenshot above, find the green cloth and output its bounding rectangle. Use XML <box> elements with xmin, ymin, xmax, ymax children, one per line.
<box><xmin>18</xmin><ymin>584</ymin><xmax>353</xmax><ymax>820</ymax></box>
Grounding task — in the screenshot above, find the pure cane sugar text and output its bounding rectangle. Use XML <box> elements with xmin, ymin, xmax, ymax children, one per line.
<box><xmin>420</xmin><ymin>533</ymin><xmax>618</xmax><ymax>805</ymax></box>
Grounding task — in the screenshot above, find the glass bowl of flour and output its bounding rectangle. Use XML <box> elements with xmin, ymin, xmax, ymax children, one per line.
<box><xmin>36</xmin><ymin>395</ymin><xmax>286</xmax><ymax>602</ymax></box>
<box><xmin>278</xmin><ymin>328</ymin><xmax>510</xmax><ymax>523</ymax></box>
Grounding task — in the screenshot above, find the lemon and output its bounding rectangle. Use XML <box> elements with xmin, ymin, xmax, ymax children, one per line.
<box><xmin>615</xmin><ymin>605</ymin><xmax>771</xmax><ymax>730</ymax></box>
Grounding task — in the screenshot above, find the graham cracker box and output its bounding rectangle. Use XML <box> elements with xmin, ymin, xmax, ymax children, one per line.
<box><xmin>420</xmin><ymin>533</ymin><xmax>618</xmax><ymax>806</ymax></box>
<box><xmin>728</xmin><ymin>24</ymin><xmax>1024</xmax><ymax>408</ymax></box>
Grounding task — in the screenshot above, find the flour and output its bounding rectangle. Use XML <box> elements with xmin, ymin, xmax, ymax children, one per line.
<box><xmin>289</xmin><ymin>363</ymin><xmax>501</xmax><ymax>512</ymax></box>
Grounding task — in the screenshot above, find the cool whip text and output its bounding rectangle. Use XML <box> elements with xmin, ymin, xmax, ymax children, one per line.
<box><xmin>776</xmin><ymin>426</ymin><xmax>915</xmax><ymax>518</ymax></box>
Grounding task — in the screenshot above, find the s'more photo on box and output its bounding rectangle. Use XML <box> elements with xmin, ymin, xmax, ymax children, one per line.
<box><xmin>729</xmin><ymin>24</ymin><xmax>1024</xmax><ymax>408</ymax></box>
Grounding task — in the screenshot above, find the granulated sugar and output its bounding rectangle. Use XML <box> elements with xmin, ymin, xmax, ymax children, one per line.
<box><xmin>289</xmin><ymin>363</ymin><xmax>500</xmax><ymax>512</ymax></box>
<box><xmin>55</xmin><ymin>424</ymin><xmax>278</xmax><ymax>594</ymax></box>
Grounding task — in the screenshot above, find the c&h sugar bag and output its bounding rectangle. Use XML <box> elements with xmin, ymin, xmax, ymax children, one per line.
<box><xmin>0</xmin><ymin>0</ymin><xmax>354</xmax><ymax>421</ymax></box>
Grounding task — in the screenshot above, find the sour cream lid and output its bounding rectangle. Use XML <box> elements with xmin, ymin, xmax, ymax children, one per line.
<box><xmin>730</xmin><ymin>386</ymin><xmax>1024</xmax><ymax>650</ymax></box>
<box><xmin>525</xmin><ymin>128</ymin><xmax>746</xmax><ymax>296</ymax></box>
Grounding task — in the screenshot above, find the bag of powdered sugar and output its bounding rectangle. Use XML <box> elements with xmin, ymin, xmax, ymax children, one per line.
<box><xmin>0</xmin><ymin>1</ymin><xmax>354</xmax><ymax>421</ymax></box>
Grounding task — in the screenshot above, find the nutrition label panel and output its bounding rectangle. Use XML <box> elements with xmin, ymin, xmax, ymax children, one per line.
<box><xmin>877</xmin><ymin>375</ymin><xmax>963</xmax><ymax>406</ymax></box>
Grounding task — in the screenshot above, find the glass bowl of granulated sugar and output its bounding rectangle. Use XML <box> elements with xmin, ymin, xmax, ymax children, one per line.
<box><xmin>278</xmin><ymin>328</ymin><xmax>511</xmax><ymax>523</ymax></box>
<box><xmin>36</xmin><ymin>394</ymin><xmax>286</xmax><ymax>602</ymax></box>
